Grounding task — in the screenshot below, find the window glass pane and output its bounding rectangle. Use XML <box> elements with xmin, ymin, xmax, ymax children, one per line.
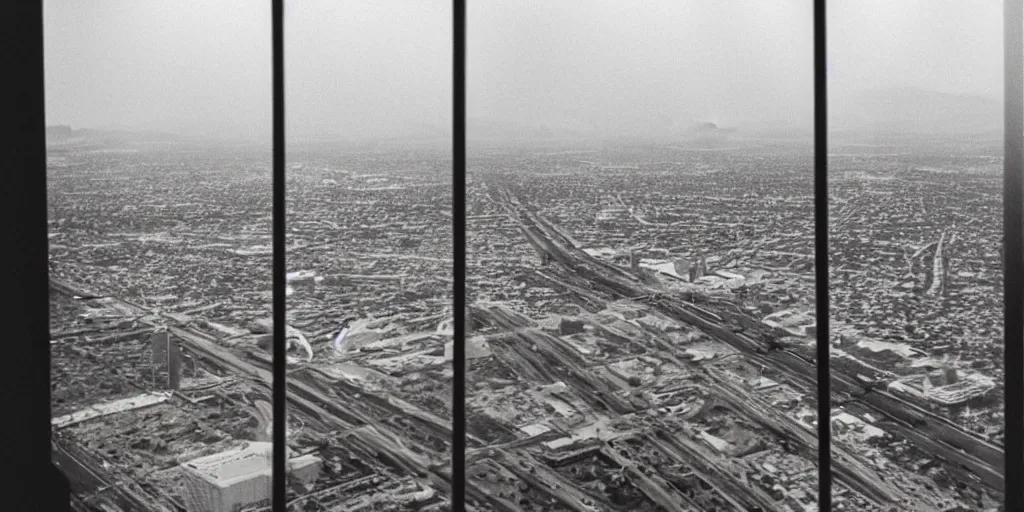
<box><xmin>284</xmin><ymin>0</ymin><xmax>454</xmax><ymax>509</ymax></box>
<box><xmin>468</xmin><ymin>2</ymin><xmax>818</xmax><ymax>509</ymax></box>
<box><xmin>829</xmin><ymin>2</ymin><xmax>1005</xmax><ymax>509</ymax></box>
<box><xmin>46</xmin><ymin>2</ymin><xmax>274</xmax><ymax>510</ymax></box>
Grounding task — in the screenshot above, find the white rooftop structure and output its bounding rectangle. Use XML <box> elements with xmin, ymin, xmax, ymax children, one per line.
<box><xmin>180</xmin><ymin>442</ymin><xmax>321</xmax><ymax>512</ymax></box>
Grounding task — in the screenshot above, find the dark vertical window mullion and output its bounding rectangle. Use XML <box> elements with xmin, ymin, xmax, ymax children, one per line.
<box><xmin>1004</xmin><ymin>1</ymin><xmax>1023</xmax><ymax>510</ymax></box>
<box><xmin>813</xmin><ymin>0</ymin><xmax>832</xmax><ymax>509</ymax></box>
<box><xmin>452</xmin><ymin>0</ymin><xmax>467</xmax><ymax>509</ymax></box>
<box><xmin>272</xmin><ymin>0</ymin><xmax>287</xmax><ymax>510</ymax></box>
<box><xmin>9</xmin><ymin>0</ymin><xmax>60</xmax><ymax>509</ymax></box>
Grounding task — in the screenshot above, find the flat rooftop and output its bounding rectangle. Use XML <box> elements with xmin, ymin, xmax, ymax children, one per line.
<box><xmin>182</xmin><ymin>442</ymin><xmax>273</xmax><ymax>487</ymax></box>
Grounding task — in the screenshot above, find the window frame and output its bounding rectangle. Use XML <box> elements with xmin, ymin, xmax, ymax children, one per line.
<box><xmin>9</xmin><ymin>0</ymin><xmax>1021</xmax><ymax>510</ymax></box>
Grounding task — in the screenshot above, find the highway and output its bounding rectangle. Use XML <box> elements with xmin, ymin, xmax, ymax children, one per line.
<box><xmin>504</xmin><ymin>192</ymin><xmax>1005</xmax><ymax>499</ymax></box>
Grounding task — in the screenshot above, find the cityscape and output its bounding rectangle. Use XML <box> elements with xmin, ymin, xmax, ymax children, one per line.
<box><xmin>47</xmin><ymin>132</ymin><xmax>1006</xmax><ymax>511</ymax></box>
<box><xmin>42</xmin><ymin>1</ymin><xmax>1012</xmax><ymax>511</ymax></box>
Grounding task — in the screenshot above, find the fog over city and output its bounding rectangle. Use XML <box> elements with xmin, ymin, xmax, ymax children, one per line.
<box><xmin>44</xmin><ymin>0</ymin><xmax>452</xmax><ymax>143</ymax></box>
<box><xmin>45</xmin><ymin>0</ymin><xmax>1003</xmax><ymax>142</ymax></box>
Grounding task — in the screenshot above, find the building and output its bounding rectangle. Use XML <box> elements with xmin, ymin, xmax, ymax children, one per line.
<box><xmin>150</xmin><ymin>330</ymin><xmax>181</xmax><ymax>390</ymax></box>
<box><xmin>179</xmin><ymin>442</ymin><xmax>321</xmax><ymax>512</ymax></box>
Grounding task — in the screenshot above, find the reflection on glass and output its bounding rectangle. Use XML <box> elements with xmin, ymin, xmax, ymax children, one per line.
<box><xmin>829</xmin><ymin>1</ymin><xmax>1005</xmax><ymax>510</ymax></box>
<box><xmin>46</xmin><ymin>1</ymin><xmax>274</xmax><ymax>510</ymax></box>
<box><xmin>282</xmin><ymin>1</ymin><xmax>454</xmax><ymax>509</ymax></box>
<box><xmin>467</xmin><ymin>1</ymin><xmax>820</xmax><ymax>510</ymax></box>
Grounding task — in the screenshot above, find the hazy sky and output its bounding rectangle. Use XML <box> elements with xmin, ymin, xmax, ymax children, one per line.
<box><xmin>285</xmin><ymin>0</ymin><xmax>451</xmax><ymax>141</ymax></box>
<box><xmin>44</xmin><ymin>1</ymin><xmax>272</xmax><ymax>141</ymax></box>
<box><xmin>45</xmin><ymin>0</ymin><xmax>1004</xmax><ymax>140</ymax></box>
<box><xmin>470</xmin><ymin>1</ymin><xmax>813</xmax><ymax>135</ymax></box>
<box><xmin>829</xmin><ymin>0</ymin><xmax>1003</xmax><ymax>101</ymax></box>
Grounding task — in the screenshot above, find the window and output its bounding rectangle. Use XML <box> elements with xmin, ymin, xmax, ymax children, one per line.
<box><xmin>284</xmin><ymin>1</ymin><xmax>454</xmax><ymax>508</ymax></box>
<box><xmin>45</xmin><ymin>2</ymin><xmax>276</xmax><ymax>511</ymax></box>
<box><xmin>829</xmin><ymin>3</ymin><xmax>1009</xmax><ymax>510</ymax></box>
<box><xmin>10</xmin><ymin>0</ymin><xmax>1019</xmax><ymax>510</ymax></box>
<box><xmin>466</xmin><ymin>2</ymin><xmax>819</xmax><ymax>510</ymax></box>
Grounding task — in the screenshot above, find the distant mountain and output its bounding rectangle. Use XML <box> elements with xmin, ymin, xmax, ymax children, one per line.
<box><xmin>46</xmin><ymin>125</ymin><xmax>183</xmax><ymax>146</ymax></box>
<box><xmin>687</xmin><ymin>121</ymin><xmax>738</xmax><ymax>140</ymax></box>
<box><xmin>47</xmin><ymin>125</ymin><xmax>74</xmax><ymax>141</ymax></box>
<box><xmin>831</xmin><ymin>86</ymin><xmax>1001</xmax><ymax>136</ymax></box>
<box><xmin>467</xmin><ymin>117</ymin><xmax>738</xmax><ymax>143</ymax></box>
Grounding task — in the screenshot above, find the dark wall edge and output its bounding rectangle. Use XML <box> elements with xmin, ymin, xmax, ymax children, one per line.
<box><xmin>2</xmin><ymin>0</ymin><xmax>71</xmax><ymax>510</ymax></box>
